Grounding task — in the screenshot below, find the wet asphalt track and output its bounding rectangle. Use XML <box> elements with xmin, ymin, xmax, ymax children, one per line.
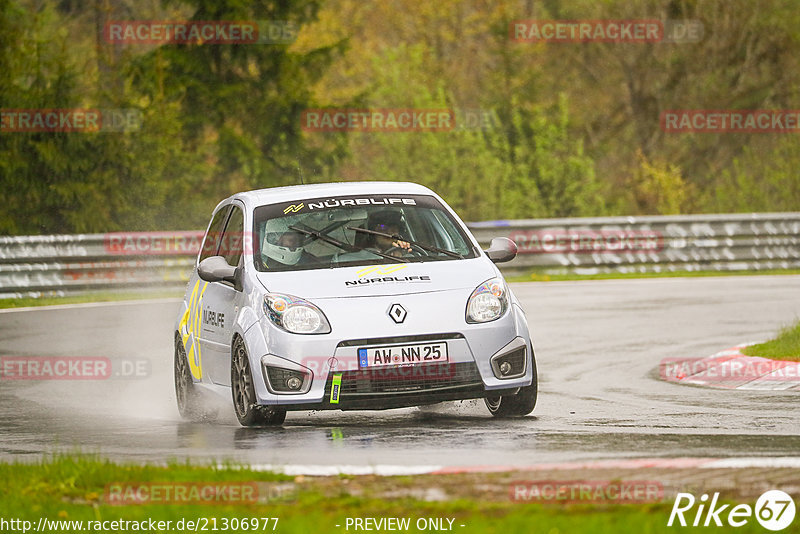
<box><xmin>0</xmin><ymin>275</ymin><xmax>798</xmax><ymax>468</ymax></box>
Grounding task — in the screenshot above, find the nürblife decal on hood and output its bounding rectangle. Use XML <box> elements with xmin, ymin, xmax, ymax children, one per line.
<box><xmin>345</xmin><ymin>275</ymin><xmax>431</xmax><ymax>287</ymax></box>
<box><xmin>345</xmin><ymin>264</ymin><xmax>431</xmax><ymax>287</ymax></box>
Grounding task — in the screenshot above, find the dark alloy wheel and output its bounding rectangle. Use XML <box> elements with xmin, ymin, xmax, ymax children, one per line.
<box><xmin>231</xmin><ymin>336</ymin><xmax>286</xmax><ymax>427</ymax></box>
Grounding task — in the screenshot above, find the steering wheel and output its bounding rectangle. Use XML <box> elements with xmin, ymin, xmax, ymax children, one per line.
<box><xmin>385</xmin><ymin>243</ymin><xmax>426</xmax><ymax>257</ymax></box>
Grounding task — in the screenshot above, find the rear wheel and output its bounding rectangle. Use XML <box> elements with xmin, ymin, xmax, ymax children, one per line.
<box><xmin>231</xmin><ymin>336</ymin><xmax>286</xmax><ymax>427</ymax></box>
<box><xmin>485</xmin><ymin>356</ymin><xmax>538</xmax><ymax>417</ymax></box>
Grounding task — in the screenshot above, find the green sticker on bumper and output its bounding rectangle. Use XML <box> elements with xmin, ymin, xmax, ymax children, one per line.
<box><xmin>330</xmin><ymin>373</ymin><xmax>342</xmax><ymax>404</ymax></box>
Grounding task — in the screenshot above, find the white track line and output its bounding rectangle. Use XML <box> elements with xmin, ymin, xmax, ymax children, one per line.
<box><xmin>239</xmin><ymin>457</ymin><xmax>800</xmax><ymax>476</ymax></box>
<box><xmin>0</xmin><ymin>297</ymin><xmax>182</xmax><ymax>314</ymax></box>
<box><xmin>702</xmin><ymin>457</ymin><xmax>800</xmax><ymax>469</ymax></box>
<box><xmin>236</xmin><ymin>464</ymin><xmax>442</xmax><ymax>476</ymax></box>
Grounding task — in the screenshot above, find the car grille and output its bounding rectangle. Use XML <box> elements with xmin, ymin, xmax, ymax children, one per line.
<box><xmin>324</xmin><ymin>361</ymin><xmax>482</xmax><ymax>400</ymax></box>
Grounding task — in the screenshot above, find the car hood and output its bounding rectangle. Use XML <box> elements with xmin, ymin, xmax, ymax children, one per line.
<box><xmin>255</xmin><ymin>257</ymin><xmax>497</xmax><ymax>299</ymax></box>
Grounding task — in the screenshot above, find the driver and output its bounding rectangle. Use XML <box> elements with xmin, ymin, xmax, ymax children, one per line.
<box><xmin>366</xmin><ymin>211</ymin><xmax>412</xmax><ymax>257</ymax></box>
<box><xmin>262</xmin><ymin>225</ymin><xmax>316</xmax><ymax>269</ymax></box>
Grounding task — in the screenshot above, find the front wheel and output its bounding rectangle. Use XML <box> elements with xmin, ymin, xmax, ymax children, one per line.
<box><xmin>231</xmin><ymin>336</ymin><xmax>286</xmax><ymax>427</ymax></box>
<box><xmin>485</xmin><ymin>361</ymin><xmax>538</xmax><ymax>417</ymax></box>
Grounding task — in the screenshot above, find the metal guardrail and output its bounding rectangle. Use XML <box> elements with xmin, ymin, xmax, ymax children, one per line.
<box><xmin>0</xmin><ymin>213</ymin><xmax>798</xmax><ymax>298</ymax></box>
<box><xmin>0</xmin><ymin>232</ymin><xmax>200</xmax><ymax>299</ymax></box>
<box><xmin>470</xmin><ymin>212</ymin><xmax>800</xmax><ymax>275</ymax></box>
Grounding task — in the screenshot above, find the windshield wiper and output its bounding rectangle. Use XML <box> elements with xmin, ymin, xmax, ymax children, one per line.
<box><xmin>288</xmin><ymin>225</ymin><xmax>408</xmax><ymax>263</ymax></box>
<box><xmin>346</xmin><ymin>227</ymin><xmax>464</xmax><ymax>259</ymax></box>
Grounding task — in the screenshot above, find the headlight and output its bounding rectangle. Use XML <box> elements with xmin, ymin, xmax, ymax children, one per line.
<box><xmin>466</xmin><ymin>277</ymin><xmax>509</xmax><ymax>323</ymax></box>
<box><xmin>263</xmin><ymin>293</ymin><xmax>331</xmax><ymax>334</ymax></box>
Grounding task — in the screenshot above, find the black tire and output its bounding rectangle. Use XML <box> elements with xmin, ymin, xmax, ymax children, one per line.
<box><xmin>174</xmin><ymin>336</ymin><xmax>209</xmax><ymax>421</ymax></box>
<box><xmin>485</xmin><ymin>356</ymin><xmax>538</xmax><ymax>417</ymax></box>
<box><xmin>231</xmin><ymin>336</ymin><xmax>286</xmax><ymax>427</ymax></box>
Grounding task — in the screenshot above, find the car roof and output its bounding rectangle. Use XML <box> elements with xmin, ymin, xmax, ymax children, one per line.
<box><xmin>223</xmin><ymin>181</ymin><xmax>438</xmax><ymax>212</ymax></box>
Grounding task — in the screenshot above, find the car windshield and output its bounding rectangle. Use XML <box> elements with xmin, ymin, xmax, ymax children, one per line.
<box><xmin>253</xmin><ymin>194</ymin><xmax>478</xmax><ymax>272</ymax></box>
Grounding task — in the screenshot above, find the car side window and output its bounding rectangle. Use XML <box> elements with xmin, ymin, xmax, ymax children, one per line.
<box><xmin>199</xmin><ymin>205</ymin><xmax>231</xmax><ymax>262</ymax></box>
<box><xmin>220</xmin><ymin>206</ymin><xmax>244</xmax><ymax>267</ymax></box>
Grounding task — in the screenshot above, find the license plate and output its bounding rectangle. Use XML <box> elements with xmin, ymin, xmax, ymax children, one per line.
<box><xmin>358</xmin><ymin>342</ymin><xmax>449</xmax><ymax>369</ymax></box>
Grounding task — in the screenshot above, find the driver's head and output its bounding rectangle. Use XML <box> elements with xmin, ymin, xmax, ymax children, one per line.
<box><xmin>367</xmin><ymin>211</ymin><xmax>404</xmax><ymax>250</ymax></box>
<box><xmin>277</xmin><ymin>231</ymin><xmax>302</xmax><ymax>249</ymax></box>
<box><xmin>263</xmin><ymin>229</ymin><xmax>304</xmax><ymax>265</ymax></box>
<box><xmin>368</xmin><ymin>210</ymin><xmax>404</xmax><ymax>232</ymax></box>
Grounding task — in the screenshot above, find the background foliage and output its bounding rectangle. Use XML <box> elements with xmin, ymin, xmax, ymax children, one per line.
<box><xmin>1</xmin><ymin>0</ymin><xmax>798</xmax><ymax>233</ymax></box>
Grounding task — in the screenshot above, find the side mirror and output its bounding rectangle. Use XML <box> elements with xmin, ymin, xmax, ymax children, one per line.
<box><xmin>484</xmin><ymin>237</ymin><xmax>518</xmax><ymax>263</ymax></box>
<box><xmin>198</xmin><ymin>256</ymin><xmax>240</xmax><ymax>288</ymax></box>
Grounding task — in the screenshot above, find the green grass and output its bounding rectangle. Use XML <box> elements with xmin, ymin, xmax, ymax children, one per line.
<box><xmin>743</xmin><ymin>321</ymin><xmax>800</xmax><ymax>362</ymax></box>
<box><xmin>0</xmin><ymin>455</ymin><xmax>771</xmax><ymax>533</ymax></box>
<box><xmin>505</xmin><ymin>268</ymin><xmax>800</xmax><ymax>283</ymax></box>
<box><xmin>0</xmin><ymin>289</ymin><xmax>183</xmax><ymax>309</ymax></box>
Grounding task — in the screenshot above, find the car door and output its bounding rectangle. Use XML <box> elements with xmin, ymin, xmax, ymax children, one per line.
<box><xmin>182</xmin><ymin>204</ymin><xmax>231</xmax><ymax>383</ymax></box>
<box><xmin>199</xmin><ymin>202</ymin><xmax>246</xmax><ymax>386</ymax></box>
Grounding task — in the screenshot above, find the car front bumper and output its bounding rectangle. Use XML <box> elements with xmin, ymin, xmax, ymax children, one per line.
<box><xmin>242</xmin><ymin>289</ymin><xmax>534</xmax><ymax>410</ymax></box>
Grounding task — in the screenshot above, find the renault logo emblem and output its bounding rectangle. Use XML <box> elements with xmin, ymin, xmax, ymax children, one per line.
<box><xmin>388</xmin><ymin>303</ymin><xmax>407</xmax><ymax>324</ymax></box>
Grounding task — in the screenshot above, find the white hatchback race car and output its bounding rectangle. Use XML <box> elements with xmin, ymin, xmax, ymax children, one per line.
<box><xmin>174</xmin><ymin>182</ymin><xmax>537</xmax><ymax>426</ymax></box>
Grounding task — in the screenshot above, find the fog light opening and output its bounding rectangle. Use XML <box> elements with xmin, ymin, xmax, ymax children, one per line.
<box><xmin>490</xmin><ymin>341</ymin><xmax>527</xmax><ymax>380</ymax></box>
<box><xmin>263</xmin><ymin>363</ymin><xmax>310</xmax><ymax>394</ymax></box>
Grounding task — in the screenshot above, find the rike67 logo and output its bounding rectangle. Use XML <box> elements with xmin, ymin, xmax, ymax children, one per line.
<box><xmin>668</xmin><ymin>490</ymin><xmax>796</xmax><ymax>531</ymax></box>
